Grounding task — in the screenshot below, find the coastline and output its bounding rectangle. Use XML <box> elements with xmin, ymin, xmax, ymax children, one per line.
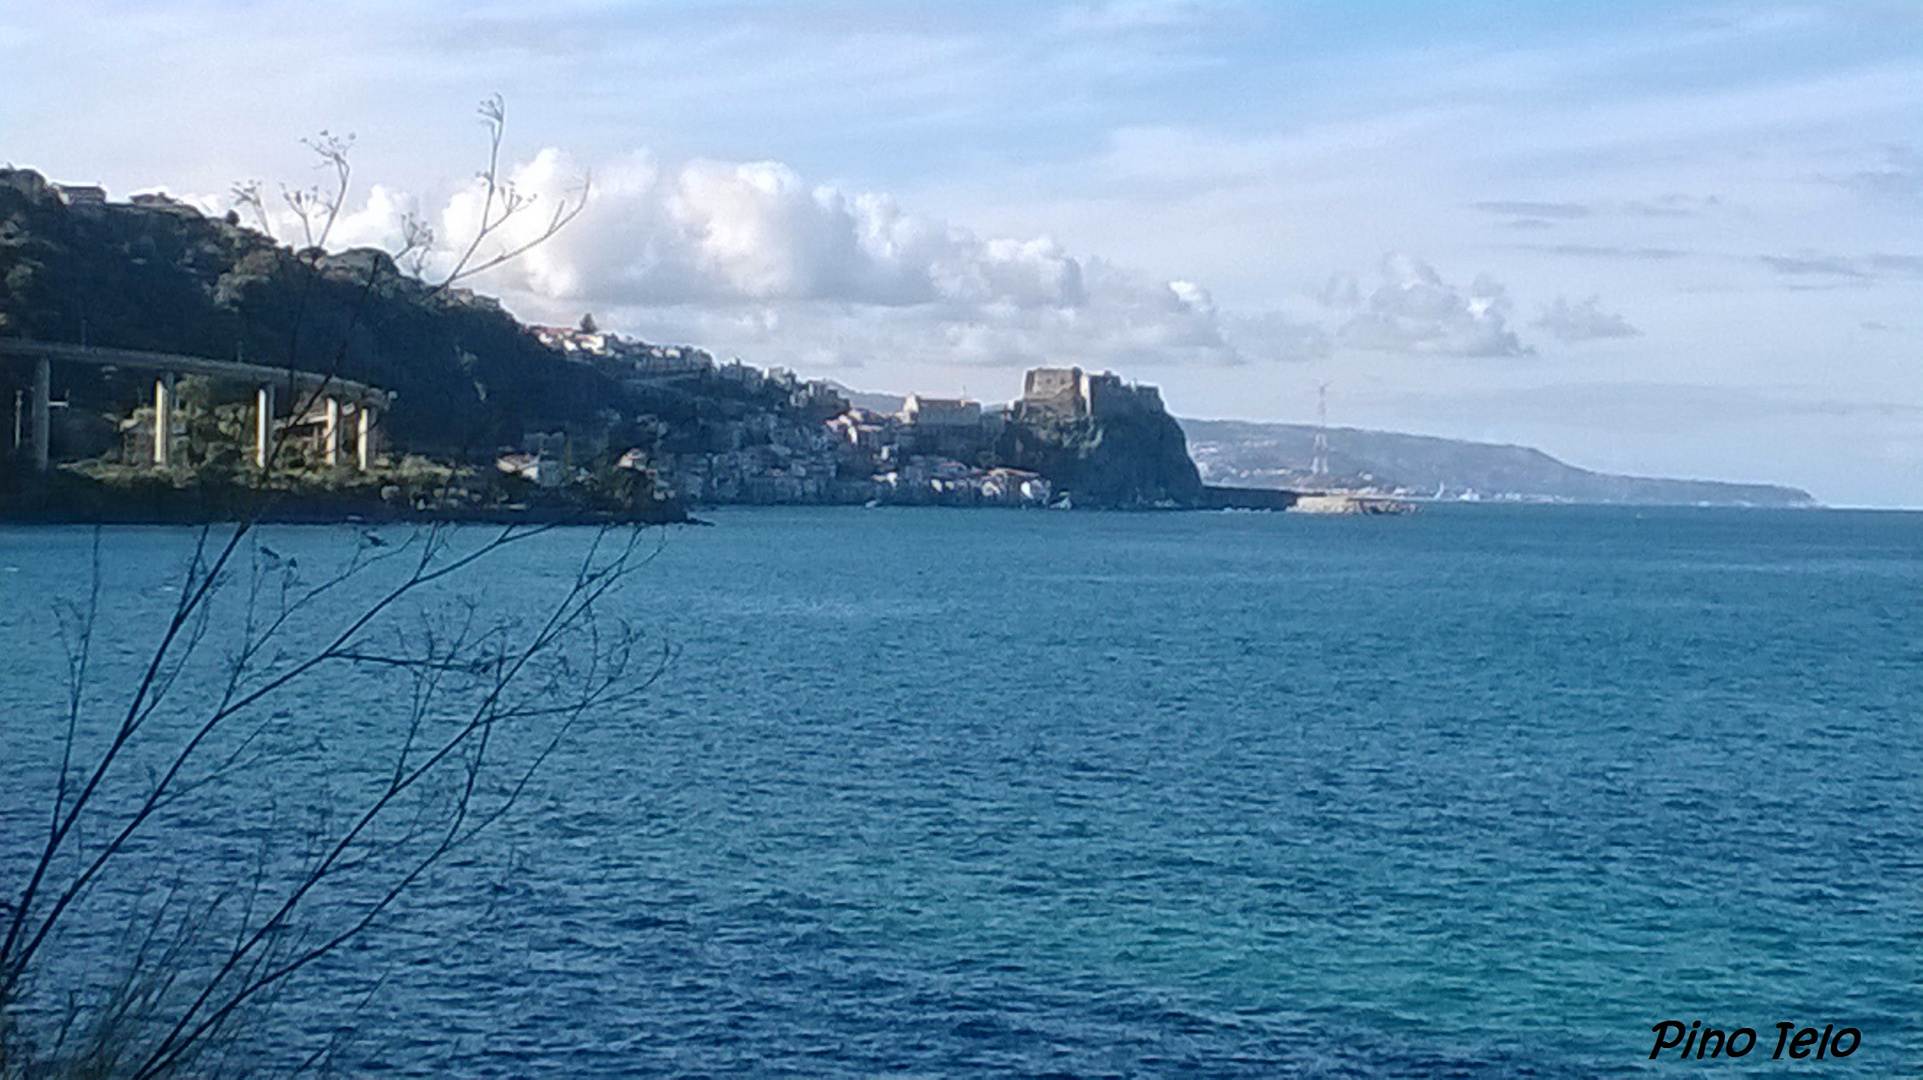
<box><xmin>0</xmin><ymin>471</ymin><xmax>693</xmax><ymax>527</ymax></box>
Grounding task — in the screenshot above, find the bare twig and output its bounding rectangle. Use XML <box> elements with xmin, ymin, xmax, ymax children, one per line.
<box><xmin>229</xmin><ymin>181</ymin><xmax>275</xmax><ymax>240</ymax></box>
<box><xmin>5</xmin><ymin>99</ymin><xmax>622</xmax><ymax>1079</ymax></box>
<box><xmin>282</xmin><ymin>132</ymin><xmax>355</xmax><ymax>253</ymax></box>
<box><xmin>434</xmin><ymin>94</ymin><xmax>591</xmax><ymax>291</ymax></box>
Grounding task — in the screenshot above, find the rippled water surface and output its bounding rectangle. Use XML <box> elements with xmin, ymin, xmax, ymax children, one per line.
<box><xmin>2</xmin><ymin>506</ymin><xmax>1918</xmax><ymax>1076</ymax></box>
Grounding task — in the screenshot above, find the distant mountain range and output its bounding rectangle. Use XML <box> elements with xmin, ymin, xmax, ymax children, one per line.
<box><xmin>1179</xmin><ymin>418</ymin><xmax>1814</xmax><ymax>506</ymax></box>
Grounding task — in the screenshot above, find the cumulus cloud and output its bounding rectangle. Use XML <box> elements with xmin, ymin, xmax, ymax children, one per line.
<box><xmin>1328</xmin><ymin>255</ymin><xmax>1529</xmax><ymax>357</ymax></box>
<box><xmin>446</xmin><ymin>151</ymin><xmax>1097</xmax><ymax>311</ymax></box>
<box><xmin>226</xmin><ymin>180</ymin><xmax>421</xmax><ymax>255</ymax></box>
<box><xmin>411</xmin><ymin>148</ymin><xmax>1287</xmax><ymax>370</ymax></box>
<box><xmin>587</xmin><ymin>258</ymin><xmax>1249</xmax><ymax>373</ymax></box>
<box><xmin>325</xmin><ymin>184</ymin><xmax>420</xmax><ymax>252</ymax></box>
<box><xmin>216</xmin><ymin>148</ymin><xmax>1339</xmax><ymax>374</ymax></box>
<box><xmin>1533</xmin><ymin>295</ymin><xmax>1640</xmax><ymax>342</ymax></box>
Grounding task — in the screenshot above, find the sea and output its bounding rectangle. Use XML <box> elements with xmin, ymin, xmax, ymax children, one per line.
<box><xmin>0</xmin><ymin>505</ymin><xmax>1917</xmax><ymax>1076</ymax></box>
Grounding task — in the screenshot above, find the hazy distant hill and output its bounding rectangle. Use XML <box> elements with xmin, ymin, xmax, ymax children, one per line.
<box><xmin>826</xmin><ymin>384</ymin><xmax>906</xmax><ymax>414</ymax></box>
<box><xmin>1180</xmin><ymin>418</ymin><xmax>1814</xmax><ymax>506</ymax></box>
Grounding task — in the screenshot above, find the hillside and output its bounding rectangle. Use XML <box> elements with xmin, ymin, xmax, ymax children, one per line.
<box><xmin>0</xmin><ymin>169</ymin><xmax>867</xmax><ymax>468</ymax></box>
<box><xmin>0</xmin><ymin>169</ymin><xmax>1200</xmax><ymax>511</ymax></box>
<box><xmin>0</xmin><ymin>171</ymin><xmax>654</xmax><ymax>455</ymax></box>
<box><xmin>1181</xmin><ymin>418</ymin><xmax>1814</xmax><ymax>506</ymax></box>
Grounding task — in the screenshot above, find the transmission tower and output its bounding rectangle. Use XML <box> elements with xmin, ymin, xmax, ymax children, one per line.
<box><xmin>1310</xmin><ymin>382</ymin><xmax>1330</xmax><ymax>478</ymax></box>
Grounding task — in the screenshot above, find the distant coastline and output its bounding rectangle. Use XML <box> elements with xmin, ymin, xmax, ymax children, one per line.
<box><xmin>1181</xmin><ymin>418</ymin><xmax>1815</xmax><ymax>507</ymax></box>
<box><xmin>2</xmin><ymin>168</ymin><xmax>1815</xmax><ymax>518</ymax></box>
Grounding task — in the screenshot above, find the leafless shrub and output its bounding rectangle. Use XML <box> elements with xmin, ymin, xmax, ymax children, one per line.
<box><xmin>3</xmin><ymin>521</ymin><xmax>666</xmax><ymax>1078</ymax></box>
<box><xmin>3</xmin><ymin>98</ymin><xmax>630</xmax><ymax>1078</ymax></box>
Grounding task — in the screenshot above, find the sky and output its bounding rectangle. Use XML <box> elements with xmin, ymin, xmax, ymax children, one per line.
<box><xmin>3</xmin><ymin>1</ymin><xmax>1919</xmax><ymax>505</ymax></box>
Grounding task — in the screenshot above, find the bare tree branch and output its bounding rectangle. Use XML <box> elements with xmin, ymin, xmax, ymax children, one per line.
<box><xmin>433</xmin><ymin>94</ymin><xmax>591</xmax><ymax>291</ymax></box>
<box><xmin>6</xmin><ymin>99</ymin><xmax>625</xmax><ymax>1079</ymax></box>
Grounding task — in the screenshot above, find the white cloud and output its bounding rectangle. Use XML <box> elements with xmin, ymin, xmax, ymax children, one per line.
<box><xmin>584</xmin><ymin>258</ymin><xmax>1244</xmax><ymax>374</ymax></box>
<box><xmin>326</xmin><ymin>184</ymin><xmax>419</xmax><ymax>252</ymax></box>
<box><xmin>459</xmin><ymin>151</ymin><xmax>1095</xmax><ymax>311</ymax></box>
<box><xmin>1533</xmin><ymin>295</ymin><xmax>1640</xmax><ymax>342</ymax></box>
<box><xmin>202</xmin><ymin>145</ymin><xmax>1343</xmax><ymax>377</ymax></box>
<box><xmin>1332</xmin><ymin>255</ymin><xmax>1529</xmax><ymax>357</ymax></box>
<box><xmin>418</xmin><ymin>148</ymin><xmax>1276</xmax><ymax>371</ymax></box>
<box><xmin>223</xmin><ymin>180</ymin><xmax>419</xmax><ymax>254</ymax></box>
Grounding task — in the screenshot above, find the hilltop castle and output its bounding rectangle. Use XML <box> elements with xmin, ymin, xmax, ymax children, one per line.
<box><xmin>1014</xmin><ymin>366</ymin><xmax>1165</xmax><ymax>421</ymax></box>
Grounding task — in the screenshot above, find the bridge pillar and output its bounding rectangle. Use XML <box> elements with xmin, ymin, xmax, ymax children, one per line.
<box><xmin>32</xmin><ymin>356</ymin><xmax>50</xmax><ymax>472</ymax></box>
<box><xmin>323</xmin><ymin>396</ymin><xmax>342</xmax><ymax>467</ymax></box>
<box><xmin>153</xmin><ymin>372</ymin><xmax>176</xmax><ymax>468</ymax></box>
<box><xmin>254</xmin><ymin>384</ymin><xmax>275</xmax><ymax>470</ymax></box>
<box><xmin>355</xmin><ymin>405</ymin><xmax>377</xmax><ymax>471</ymax></box>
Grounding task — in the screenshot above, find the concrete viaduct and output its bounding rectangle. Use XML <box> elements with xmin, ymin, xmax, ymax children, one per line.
<box><xmin>2</xmin><ymin>339</ymin><xmax>393</xmax><ymax>474</ymax></box>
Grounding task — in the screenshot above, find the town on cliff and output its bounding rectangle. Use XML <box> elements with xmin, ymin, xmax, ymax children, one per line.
<box><xmin>5</xmin><ymin>168</ymin><xmax>1813</xmax><ymax>518</ymax></box>
<box><xmin>3</xmin><ymin>168</ymin><xmax>1298</xmax><ymax>522</ymax></box>
<box><xmin>523</xmin><ymin>321</ymin><xmax>1201</xmax><ymax>510</ymax></box>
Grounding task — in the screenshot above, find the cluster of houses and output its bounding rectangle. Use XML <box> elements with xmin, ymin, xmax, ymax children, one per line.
<box><xmin>620</xmin><ymin>418</ymin><xmax>854</xmax><ymax>504</ymax></box>
<box><xmin>611</xmin><ymin>396</ymin><xmax>1055</xmax><ymax>508</ymax></box>
<box><xmin>532</xmin><ymin>323</ymin><xmax>716</xmax><ymax>379</ymax></box>
<box><xmin>500</xmin><ymin>324</ymin><xmax>1178</xmax><ymax>508</ymax></box>
<box><xmin>500</xmin><ymin>326</ymin><xmax>1181</xmax><ymax>508</ymax></box>
<box><xmin>533</xmin><ymin>322</ymin><xmax>853</xmax><ymax>421</ymax></box>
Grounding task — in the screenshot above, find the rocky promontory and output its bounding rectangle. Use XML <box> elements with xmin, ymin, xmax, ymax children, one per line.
<box><xmin>2</xmin><ymin>167</ymin><xmax>1208</xmax><ymax>515</ymax></box>
<box><xmin>994</xmin><ymin>375</ymin><xmax>1202</xmax><ymax>507</ymax></box>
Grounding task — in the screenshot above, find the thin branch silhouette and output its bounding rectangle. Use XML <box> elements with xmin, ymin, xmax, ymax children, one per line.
<box><xmin>4</xmin><ymin>98</ymin><xmax>639</xmax><ymax>1079</ymax></box>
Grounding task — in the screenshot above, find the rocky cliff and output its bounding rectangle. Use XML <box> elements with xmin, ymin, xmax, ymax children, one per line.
<box><xmin>996</xmin><ymin>407</ymin><xmax>1202</xmax><ymax>508</ymax></box>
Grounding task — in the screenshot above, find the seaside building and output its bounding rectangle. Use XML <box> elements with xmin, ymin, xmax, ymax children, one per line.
<box><xmin>900</xmin><ymin>394</ymin><xmax>982</xmax><ymax>428</ymax></box>
<box><xmin>52</xmin><ymin>183</ymin><xmax>107</xmax><ymax>206</ymax></box>
<box><xmin>899</xmin><ymin>394</ymin><xmax>990</xmax><ymax>458</ymax></box>
<box><xmin>534</xmin><ymin>325</ymin><xmax>611</xmax><ymax>356</ymax></box>
<box><xmin>495</xmin><ymin>451</ymin><xmax>565</xmax><ymax>488</ymax></box>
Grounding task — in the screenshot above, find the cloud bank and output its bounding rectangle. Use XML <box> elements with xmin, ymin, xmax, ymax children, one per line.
<box><xmin>412</xmin><ymin>150</ymin><xmax>1274</xmax><ymax>370</ymax></box>
<box><xmin>1533</xmin><ymin>295</ymin><xmax>1639</xmax><ymax>342</ymax></box>
<box><xmin>1327</xmin><ymin>255</ymin><xmax>1528</xmax><ymax>357</ymax></box>
<box><xmin>244</xmin><ymin>154</ymin><xmax>1667</xmax><ymax>376</ymax></box>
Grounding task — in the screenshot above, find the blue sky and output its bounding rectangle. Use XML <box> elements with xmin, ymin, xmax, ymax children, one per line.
<box><xmin>3</xmin><ymin>1</ymin><xmax>1920</xmax><ymax>504</ymax></box>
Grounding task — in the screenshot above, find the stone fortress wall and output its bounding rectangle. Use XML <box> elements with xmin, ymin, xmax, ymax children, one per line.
<box><xmin>1017</xmin><ymin>366</ymin><xmax>1165</xmax><ymax>421</ymax></box>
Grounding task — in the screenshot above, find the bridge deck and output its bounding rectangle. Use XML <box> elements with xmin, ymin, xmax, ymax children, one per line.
<box><xmin>1</xmin><ymin>340</ymin><xmax>392</xmax><ymax>408</ymax></box>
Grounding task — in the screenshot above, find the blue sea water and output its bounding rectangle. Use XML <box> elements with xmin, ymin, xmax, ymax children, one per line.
<box><xmin>0</xmin><ymin>506</ymin><xmax>1918</xmax><ymax>1076</ymax></box>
